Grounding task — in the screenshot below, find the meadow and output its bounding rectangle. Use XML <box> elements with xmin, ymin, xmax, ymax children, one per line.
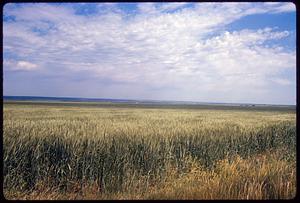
<box><xmin>3</xmin><ymin>101</ymin><xmax>296</xmax><ymax>200</ymax></box>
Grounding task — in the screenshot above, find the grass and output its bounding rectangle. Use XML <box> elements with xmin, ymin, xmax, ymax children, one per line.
<box><xmin>3</xmin><ymin>101</ymin><xmax>296</xmax><ymax>200</ymax></box>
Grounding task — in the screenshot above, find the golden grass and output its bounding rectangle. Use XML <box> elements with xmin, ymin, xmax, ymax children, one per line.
<box><xmin>3</xmin><ymin>102</ymin><xmax>296</xmax><ymax>200</ymax></box>
<box><xmin>5</xmin><ymin>151</ymin><xmax>295</xmax><ymax>200</ymax></box>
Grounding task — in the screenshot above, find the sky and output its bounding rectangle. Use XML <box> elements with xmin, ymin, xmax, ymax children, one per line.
<box><xmin>3</xmin><ymin>2</ymin><xmax>296</xmax><ymax>105</ymax></box>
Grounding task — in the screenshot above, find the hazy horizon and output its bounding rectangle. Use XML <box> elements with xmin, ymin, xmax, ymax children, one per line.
<box><xmin>3</xmin><ymin>3</ymin><xmax>296</xmax><ymax>105</ymax></box>
<box><xmin>3</xmin><ymin>95</ymin><xmax>296</xmax><ymax>106</ymax></box>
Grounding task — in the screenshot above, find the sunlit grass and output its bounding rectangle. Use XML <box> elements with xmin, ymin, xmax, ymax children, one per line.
<box><xmin>3</xmin><ymin>102</ymin><xmax>296</xmax><ymax>199</ymax></box>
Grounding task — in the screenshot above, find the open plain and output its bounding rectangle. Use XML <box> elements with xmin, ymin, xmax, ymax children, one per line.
<box><xmin>3</xmin><ymin>101</ymin><xmax>296</xmax><ymax>199</ymax></box>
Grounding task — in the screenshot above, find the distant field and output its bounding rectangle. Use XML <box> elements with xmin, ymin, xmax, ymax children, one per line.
<box><xmin>3</xmin><ymin>101</ymin><xmax>296</xmax><ymax>200</ymax></box>
<box><xmin>3</xmin><ymin>100</ymin><xmax>296</xmax><ymax>111</ymax></box>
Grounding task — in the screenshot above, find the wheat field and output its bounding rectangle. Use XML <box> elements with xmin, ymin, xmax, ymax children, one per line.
<box><xmin>3</xmin><ymin>101</ymin><xmax>296</xmax><ymax>200</ymax></box>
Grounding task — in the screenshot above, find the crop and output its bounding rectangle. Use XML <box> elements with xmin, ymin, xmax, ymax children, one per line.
<box><xmin>3</xmin><ymin>102</ymin><xmax>296</xmax><ymax>199</ymax></box>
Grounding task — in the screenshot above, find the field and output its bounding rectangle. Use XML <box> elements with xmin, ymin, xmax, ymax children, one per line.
<box><xmin>3</xmin><ymin>101</ymin><xmax>296</xmax><ymax>200</ymax></box>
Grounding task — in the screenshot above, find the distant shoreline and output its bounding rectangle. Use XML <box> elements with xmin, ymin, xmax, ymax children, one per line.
<box><xmin>3</xmin><ymin>95</ymin><xmax>296</xmax><ymax>108</ymax></box>
<box><xmin>3</xmin><ymin>98</ymin><xmax>296</xmax><ymax>112</ymax></box>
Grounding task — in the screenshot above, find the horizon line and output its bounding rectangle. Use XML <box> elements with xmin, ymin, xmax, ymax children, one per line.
<box><xmin>3</xmin><ymin>95</ymin><xmax>296</xmax><ymax>106</ymax></box>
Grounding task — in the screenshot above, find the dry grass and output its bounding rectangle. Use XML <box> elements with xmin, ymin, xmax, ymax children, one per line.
<box><xmin>3</xmin><ymin>102</ymin><xmax>296</xmax><ymax>200</ymax></box>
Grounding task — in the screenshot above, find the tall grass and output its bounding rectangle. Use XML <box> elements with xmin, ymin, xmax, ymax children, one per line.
<box><xmin>3</xmin><ymin>103</ymin><xmax>296</xmax><ymax>199</ymax></box>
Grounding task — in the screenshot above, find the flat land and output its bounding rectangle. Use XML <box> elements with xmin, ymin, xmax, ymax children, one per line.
<box><xmin>3</xmin><ymin>101</ymin><xmax>296</xmax><ymax>200</ymax></box>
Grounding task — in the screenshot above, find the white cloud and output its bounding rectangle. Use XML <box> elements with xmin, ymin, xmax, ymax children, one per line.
<box><xmin>3</xmin><ymin>2</ymin><xmax>296</xmax><ymax>104</ymax></box>
<box><xmin>263</xmin><ymin>2</ymin><xmax>296</xmax><ymax>13</ymax></box>
<box><xmin>137</xmin><ymin>3</ymin><xmax>158</xmax><ymax>15</ymax></box>
<box><xmin>271</xmin><ymin>78</ymin><xmax>292</xmax><ymax>86</ymax></box>
<box><xmin>4</xmin><ymin>60</ymin><xmax>38</xmax><ymax>71</ymax></box>
<box><xmin>137</xmin><ymin>2</ymin><xmax>189</xmax><ymax>14</ymax></box>
<box><xmin>17</xmin><ymin>61</ymin><xmax>37</xmax><ymax>70</ymax></box>
<box><xmin>158</xmin><ymin>2</ymin><xmax>188</xmax><ymax>12</ymax></box>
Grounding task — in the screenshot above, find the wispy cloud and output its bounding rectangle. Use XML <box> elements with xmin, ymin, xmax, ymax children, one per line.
<box><xmin>4</xmin><ymin>60</ymin><xmax>38</xmax><ymax>71</ymax></box>
<box><xmin>271</xmin><ymin>78</ymin><xmax>292</xmax><ymax>86</ymax></box>
<box><xmin>3</xmin><ymin>2</ymin><xmax>296</xmax><ymax>104</ymax></box>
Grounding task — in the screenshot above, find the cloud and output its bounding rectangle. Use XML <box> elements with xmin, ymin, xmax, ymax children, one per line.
<box><xmin>3</xmin><ymin>2</ymin><xmax>296</xmax><ymax>104</ymax></box>
<box><xmin>4</xmin><ymin>60</ymin><xmax>38</xmax><ymax>71</ymax></box>
<box><xmin>158</xmin><ymin>2</ymin><xmax>189</xmax><ymax>12</ymax></box>
<box><xmin>271</xmin><ymin>78</ymin><xmax>292</xmax><ymax>86</ymax></box>
<box><xmin>137</xmin><ymin>2</ymin><xmax>189</xmax><ymax>14</ymax></box>
<box><xmin>137</xmin><ymin>3</ymin><xmax>158</xmax><ymax>15</ymax></box>
<box><xmin>263</xmin><ymin>2</ymin><xmax>296</xmax><ymax>13</ymax></box>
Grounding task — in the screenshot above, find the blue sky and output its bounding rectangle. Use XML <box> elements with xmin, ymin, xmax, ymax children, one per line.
<box><xmin>3</xmin><ymin>2</ymin><xmax>296</xmax><ymax>105</ymax></box>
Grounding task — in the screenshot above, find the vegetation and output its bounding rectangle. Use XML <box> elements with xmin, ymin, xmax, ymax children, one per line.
<box><xmin>3</xmin><ymin>101</ymin><xmax>296</xmax><ymax>200</ymax></box>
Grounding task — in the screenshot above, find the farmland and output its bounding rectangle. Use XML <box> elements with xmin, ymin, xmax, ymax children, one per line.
<box><xmin>3</xmin><ymin>101</ymin><xmax>296</xmax><ymax>200</ymax></box>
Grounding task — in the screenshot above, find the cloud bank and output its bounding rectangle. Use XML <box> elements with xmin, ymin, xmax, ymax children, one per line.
<box><xmin>3</xmin><ymin>2</ymin><xmax>296</xmax><ymax>104</ymax></box>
